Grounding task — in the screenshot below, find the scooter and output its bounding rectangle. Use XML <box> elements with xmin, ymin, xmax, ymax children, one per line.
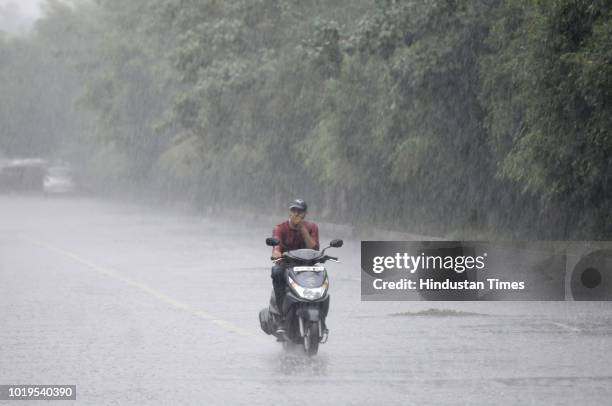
<box><xmin>259</xmin><ymin>237</ymin><xmax>343</xmax><ymax>356</ymax></box>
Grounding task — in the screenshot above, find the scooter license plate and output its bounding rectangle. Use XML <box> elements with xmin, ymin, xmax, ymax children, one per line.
<box><xmin>293</xmin><ymin>266</ymin><xmax>325</xmax><ymax>272</ymax></box>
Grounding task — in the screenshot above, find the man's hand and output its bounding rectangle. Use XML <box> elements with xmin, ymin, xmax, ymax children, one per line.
<box><xmin>299</xmin><ymin>222</ymin><xmax>317</xmax><ymax>249</ymax></box>
<box><xmin>271</xmin><ymin>248</ymin><xmax>282</xmax><ymax>259</ymax></box>
<box><xmin>296</xmin><ymin>221</ymin><xmax>306</xmax><ymax>232</ymax></box>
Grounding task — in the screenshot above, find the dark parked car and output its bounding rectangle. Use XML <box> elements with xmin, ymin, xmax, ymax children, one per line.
<box><xmin>0</xmin><ymin>158</ymin><xmax>47</xmax><ymax>192</ymax></box>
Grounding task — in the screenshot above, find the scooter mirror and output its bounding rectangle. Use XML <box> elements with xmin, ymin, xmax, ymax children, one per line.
<box><xmin>266</xmin><ymin>237</ymin><xmax>280</xmax><ymax>246</ymax></box>
<box><xmin>330</xmin><ymin>239</ymin><xmax>343</xmax><ymax>248</ymax></box>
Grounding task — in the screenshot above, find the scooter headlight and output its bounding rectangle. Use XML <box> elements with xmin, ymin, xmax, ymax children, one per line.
<box><xmin>287</xmin><ymin>276</ymin><xmax>328</xmax><ymax>300</ymax></box>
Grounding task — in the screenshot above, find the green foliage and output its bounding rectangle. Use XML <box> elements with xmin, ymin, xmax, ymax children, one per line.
<box><xmin>482</xmin><ymin>0</ymin><xmax>612</xmax><ymax>237</ymax></box>
<box><xmin>0</xmin><ymin>35</ymin><xmax>79</xmax><ymax>156</ymax></box>
<box><xmin>1</xmin><ymin>0</ymin><xmax>610</xmax><ymax>237</ymax></box>
<box><xmin>303</xmin><ymin>18</ymin><xmax>343</xmax><ymax>78</ymax></box>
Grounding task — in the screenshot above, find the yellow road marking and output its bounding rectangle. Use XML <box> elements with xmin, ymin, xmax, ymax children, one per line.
<box><xmin>550</xmin><ymin>321</ymin><xmax>582</xmax><ymax>333</ymax></box>
<box><xmin>23</xmin><ymin>236</ymin><xmax>257</xmax><ymax>338</ymax></box>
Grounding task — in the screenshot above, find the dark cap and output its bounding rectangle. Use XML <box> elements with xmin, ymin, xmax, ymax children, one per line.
<box><xmin>289</xmin><ymin>198</ymin><xmax>307</xmax><ymax>212</ymax></box>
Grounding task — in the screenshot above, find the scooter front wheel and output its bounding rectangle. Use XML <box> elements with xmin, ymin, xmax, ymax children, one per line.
<box><xmin>303</xmin><ymin>322</ymin><xmax>319</xmax><ymax>356</ymax></box>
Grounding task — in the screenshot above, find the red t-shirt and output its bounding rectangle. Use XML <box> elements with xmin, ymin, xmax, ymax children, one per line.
<box><xmin>272</xmin><ymin>220</ymin><xmax>320</xmax><ymax>254</ymax></box>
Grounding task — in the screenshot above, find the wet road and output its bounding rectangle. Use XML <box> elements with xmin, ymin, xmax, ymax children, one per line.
<box><xmin>1</xmin><ymin>195</ymin><xmax>612</xmax><ymax>405</ymax></box>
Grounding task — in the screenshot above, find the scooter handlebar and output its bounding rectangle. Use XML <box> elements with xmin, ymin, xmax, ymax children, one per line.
<box><xmin>269</xmin><ymin>254</ymin><xmax>339</xmax><ymax>262</ymax></box>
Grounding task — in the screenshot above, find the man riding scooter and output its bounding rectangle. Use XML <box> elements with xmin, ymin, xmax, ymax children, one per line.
<box><xmin>271</xmin><ymin>199</ymin><xmax>319</xmax><ymax>336</ymax></box>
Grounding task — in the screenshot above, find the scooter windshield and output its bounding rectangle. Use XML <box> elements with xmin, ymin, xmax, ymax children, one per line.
<box><xmin>284</xmin><ymin>248</ymin><xmax>323</xmax><ymax>263</ymax></box>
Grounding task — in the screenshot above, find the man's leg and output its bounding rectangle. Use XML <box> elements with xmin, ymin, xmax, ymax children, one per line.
<box><xmin>270</xmin><ymin>264</ymin><xmax>286</xmax><ymax>314</ymax></box>
<box><xmin>270</xmin><ymin>264</ymin><xmax>287</xmax><ymax>337</ymax></box>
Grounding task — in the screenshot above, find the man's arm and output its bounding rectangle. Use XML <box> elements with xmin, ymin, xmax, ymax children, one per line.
<box><xmin>300</xmin><ymin>222</ymin><xmax>319</xmax><ymax>250</ymax></box>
